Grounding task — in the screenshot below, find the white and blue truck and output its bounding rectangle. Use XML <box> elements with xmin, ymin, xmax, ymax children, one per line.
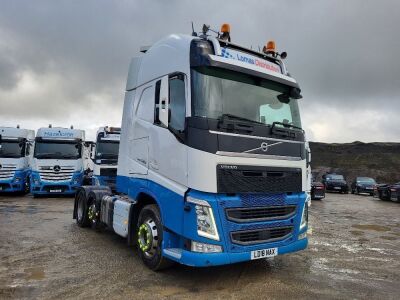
<box><xmin>74</xmin><ymin>24</ymin><xmax>310</xmax><ymax>270</ymax></box>
<box><xmin>30</xmin><ymin>126</ymin><xmax>86</xmax><ymax>196</ymax></box>
<box><xmin>0</xmin><ymin>126</ymin><xmax>35</xmax><ymax>193</ymax></box>
<box><xmin>89</xmin><ymin>126</ymin><xmax>121</xmax><ymax>190</ymax></box>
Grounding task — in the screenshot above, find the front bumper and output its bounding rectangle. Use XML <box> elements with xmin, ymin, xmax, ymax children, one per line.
<box><xmin>326</xmin><ymin>185</ymin><xmax>348</xmax><ymax>192</ymax></box>
<box><xmin>357</xmin><ymin>186</ymin><xmax>374</xmax><ymax>193</ymax></box>
<box><xmin>162</xmin><ymin>190</ymin><xmax>309</xmax><ymax>267</ymax></box>
<box><xmin>0</xmin><ymin>170</ymin><xmax>29</xmax><ymax>193</ymax></box>
<box><xmin>30</xmin><ymin>171</ymin><xmax>83</xmax><ymax>195</ymax></box>
<box><xmin>163</xmin><ymin>237</ymin><xmax>308</xmax><ymax>267</ymax></box>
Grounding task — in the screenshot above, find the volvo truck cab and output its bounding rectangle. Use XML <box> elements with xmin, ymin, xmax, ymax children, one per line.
<box><xmin>74</xmin><ymin>24</ymin><xmax>309</xmax><ymax>270</ymax></box>
<box><xmin>91</xmin><ymin>126</ymin><xmax>120</xmax><ymax>189</ymax></box>
<box><xmin>31</xmin><ymin>126</ymin><xmax>85</xmax><ymax>196</ymax></box>
<box><xmin>0</xmin><ymin>126</ymin><xmax>34</xmax><ymax>193</ymax></box>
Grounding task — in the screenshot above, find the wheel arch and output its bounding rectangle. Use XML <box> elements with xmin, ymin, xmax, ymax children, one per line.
<box><xmin>127</xmin><ymin>191</ymin><xmax>159</xmax><ymax>246</ymax></box>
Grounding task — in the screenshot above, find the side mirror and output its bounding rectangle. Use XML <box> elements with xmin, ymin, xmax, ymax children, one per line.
<box><xmin>159</xmin><ymin>75</ymin><xmax>169</xmax><ymax>127</ymax></box>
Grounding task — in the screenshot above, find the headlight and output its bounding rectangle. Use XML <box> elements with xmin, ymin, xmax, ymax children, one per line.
<box><xmin>300</xmin><ymin>195</ymin><xmax>310</xmax><ymax>230</ymax></box>
<box><xmin>187</xmin><ymin>196</ymin><xmax>219</xmax><ymax>241</ymax></box>
<box><xmin>191</xmin><ymin>241</ymin><xmax>222</xmax><ymax>253</ymax></box>
<box><xmin>14</xmin><ymin>177</ymin><xmax>22</xmax><ymax>183</ymax></box>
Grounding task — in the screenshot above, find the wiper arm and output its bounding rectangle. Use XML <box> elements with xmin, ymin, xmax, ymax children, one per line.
<box><xmin>35</xmin><ymin>153</ymin><xmax>56</xmax><ymax>158</ymax></box>
<box><xmin>271</xmin><ymin>122</ymin><xmax>303</xmax><ymax>138</ymax></box>
<box><xmin>272</xmin><ymin>121</ymin><xmax>303</xmax><ymax>131</ymax></box>
<box><xmin>219</xmin><ymin>114</ymin><xmax>264</xmax><ymax>125</ymax></box>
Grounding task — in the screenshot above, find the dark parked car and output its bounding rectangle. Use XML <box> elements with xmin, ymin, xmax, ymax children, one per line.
<box><xmin>375</xmin><ymin>183</ymin><xmax>400</xmax><ymax>202</ymax></box>
<box><xmin>322</xmin><ymin>173</ymin><xmax>349</xmax><ymax>193</ymax></box>
<box><xmin>376</xmin><ymin>183</ymin><xmax>391</xmax><ymax>200</ymax></box>
<box><xmin>389</xmin><ymin>183</ymin><xmax>400</xmax><ymax>202</ymax></box>
<box><xmin>311</xmin><ymin>176</ymin><xmax>325</xmax><ymax>200</ymax></box>
<box><xmin>351</xmin><ymin>177</ymin><xmax>376</xmax><ymax>195</ymax></box>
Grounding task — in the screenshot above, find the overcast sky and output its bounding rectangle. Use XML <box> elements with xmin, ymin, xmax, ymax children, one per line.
<box><xmin>1</xmin><ymin>0</ymin><xmax>399</xmax><ymax>142</ymax></box>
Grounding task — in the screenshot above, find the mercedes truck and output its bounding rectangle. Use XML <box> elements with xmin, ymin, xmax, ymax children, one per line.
<box><xmin>90</xmin><ymin>126</ymin><xmax>121</xmax><ymax>190</ymax></box>
<box><xmin>31</xmin><ymin>126</ymin><xmax>86</xmax><ymax>196</ymax></box>
<box><xmin>0</xmin><ymin>126</ymin><xmax>34</xmax><ymax>193</ymax></box>
<box><xmin>74</xmin><ymin>24</ymin><xmax>310</xmax><ymax>270</ymax></box>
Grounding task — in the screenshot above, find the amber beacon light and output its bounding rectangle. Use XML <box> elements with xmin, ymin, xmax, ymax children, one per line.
<box><xmin>220</xmin><ymin>23</ymin><xmax>231</xmax><ymax>42</ymax></box>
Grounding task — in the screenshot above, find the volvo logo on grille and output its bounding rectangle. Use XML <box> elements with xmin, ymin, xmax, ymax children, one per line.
<box><xmin>244</xmin><ymin>141</ymin><xmax>283</xmax><ymax>154</ymax></box>
<box><xmin>260</xmin><ymin>142</ymin><xmax>269</xmax><ymax>152</ymax></box>
<box><xmin>53</xmin><ymin>165</ymin><xmax>61</xmax><ymax>172</ymax></box>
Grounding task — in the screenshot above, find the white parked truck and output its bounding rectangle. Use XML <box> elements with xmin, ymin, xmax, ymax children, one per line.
<box><xmin>31</xmin><ymin>126</ymin><xmax>86</xmax><ymax>196</ymax></box>
<box><xmin>90</xmin><ymin>126</ymin><xmax>121</xmax><ymax>190</ymax></box>
<box><xmin>74</xmin><ymin>24</ymin><xmax>310</xmax><ymax>270</ymax></box>
<box><xmin>0</xmin><ymin>126</ymin><xmax>35</xmax><ymax>193</ymax></box>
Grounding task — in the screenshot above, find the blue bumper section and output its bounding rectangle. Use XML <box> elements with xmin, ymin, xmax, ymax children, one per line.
<box><xmin>30</xmin><ymin>171</ymin><xmax>83</xmax><ymax>196</ymax></box>
<box><xmin>164</xmin><ymin>238</ymin><xmax>308</xmax><ymax>267</ymax></box>
<box><xmin>0</xmin><ymin>170</ymin><xmax>29</xmax><ymax>193</ymax></box>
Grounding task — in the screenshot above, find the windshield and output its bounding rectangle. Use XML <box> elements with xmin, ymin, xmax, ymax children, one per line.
<box><xmin>357</xmin><ymin>177</ymin><xmax>376</xmax><ymax>184</ymax></box>
<box><xmin>0</xmin><ymin>141</ymin><xmax>24</xmax><ymax>158</ymax></box>
<box><xmin>191</xmin><ymin>67</ymin><xmax>302</xmax><ymax>128</ymax></box>
<box><xmin>34</xmin><ymin>141</ymin><xmax>81</xmax><ymax>159</ymax></box>
<box><xmin>327</xmin><ymin>175</ymin><xmax>344</xmax><ymax>180</ymax></box>
<box><xmin>95</xmin><ymin>141</ymin><xmax>119</xmax><ymax>159</ymax></box>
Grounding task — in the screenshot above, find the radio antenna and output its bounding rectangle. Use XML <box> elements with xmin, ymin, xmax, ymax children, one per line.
<box><xmin>191</xmin><ymin>21</ymin><xmax>197</xmax><ymax>36</ymax></box>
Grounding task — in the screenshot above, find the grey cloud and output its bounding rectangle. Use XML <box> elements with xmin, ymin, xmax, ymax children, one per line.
<box><xmin>0</xmin><ymin>0</ymin><xmax>399</xmax><ymax>141</ymax></box>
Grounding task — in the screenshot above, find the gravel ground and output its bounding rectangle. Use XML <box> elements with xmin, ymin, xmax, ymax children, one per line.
<box><xmin>0</xmin><ymin>192</ymin><xmax>399</xmax><ymax>299</ymax></box>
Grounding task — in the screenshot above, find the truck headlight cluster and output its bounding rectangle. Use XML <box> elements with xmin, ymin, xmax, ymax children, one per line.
<box><xmin>300</xmin><ymin>194</ymin><xmax>310</xmax><ymax>230</ymax></box>
<box><xmin>14</xmin><ymin>177</ymin><xmax>22</xmax><ymax>183</ymax></box>
<box><xmin>187</xmin><ymin>196</ymin><xmax>219</xmax><ymax>241</ymax></box>
<box><xmin>191</xmin><ymin>241</ymin><xmax>222</xmax><ymax>253</ymax></box>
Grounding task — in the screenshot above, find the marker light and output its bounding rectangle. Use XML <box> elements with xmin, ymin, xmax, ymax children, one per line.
<box><xmin>220</xmin><ymin>23</ymin><xmax>230</xmax><ymax>33</ymax></box>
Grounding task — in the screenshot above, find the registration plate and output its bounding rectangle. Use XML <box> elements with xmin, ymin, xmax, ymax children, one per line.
<box><xmin>251</xmin><ymin>247</ymin><xmax>277</xmax><ymax>260</ymax></box>
<box><xmin>49</xmin><ymin>189</ymin><xmax>62</xmax><ymax>193</ymax></box>
<box><xmin>334</xmin><ymin>187</ymin><xmax>341</xmax><ymax>190</ymax></box>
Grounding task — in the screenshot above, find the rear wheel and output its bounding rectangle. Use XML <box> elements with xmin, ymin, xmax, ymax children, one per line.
<box><xmin>137</xmin><ymin>204</ymin><xmax>174</xmax><ymax>271</ymax></box>
<box><xmin>76</xmin><ymin>191</ymin><xmax>90</xmax><ymax>227</ymax></box>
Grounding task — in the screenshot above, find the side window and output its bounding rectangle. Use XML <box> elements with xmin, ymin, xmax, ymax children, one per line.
<box><xmin>169</xmin><ymin>74</ymin><xmax>186</xmax><ymax>131</ymax></box>
<box><xmin>25</xmin><ymin>143</ymin><xmax>30</xmax><ymax>156</ymax></box>
<box><xmin>154</xmin><ymin>80</ymin><xmax>161</xmax><ymax>124</ymax></box>
<box><xmin>137</xmin><ymin>86</ymin><xmax>154</xmax><ymax>122</ymax></box>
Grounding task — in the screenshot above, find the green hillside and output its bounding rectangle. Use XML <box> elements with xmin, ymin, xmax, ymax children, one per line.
<box><xmin>309</xmin><ymin>142</ymin><xmax>400</xmax><ymax>184</ymax></box>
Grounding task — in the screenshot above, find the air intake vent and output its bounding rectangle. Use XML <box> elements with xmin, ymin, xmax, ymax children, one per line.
<box><xmin>226</xmin><ymin>205</ymin><xmax>296</xmax><ymax>223</ymax></box>
<box><xmin>231</xmin><ymin>226</ymin><xmax>293</xmax><ymax>245</ymax></box>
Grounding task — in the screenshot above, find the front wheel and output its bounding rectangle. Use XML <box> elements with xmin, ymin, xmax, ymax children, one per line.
<box><xmin>137</xmin><ymin>204</ymin><xmax>174</xmax><ymax>271</ymax></box>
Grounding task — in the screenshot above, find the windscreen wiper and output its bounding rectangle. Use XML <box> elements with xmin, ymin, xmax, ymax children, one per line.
<box><xmin>271</xmin><ymin>122</ymin><xmax>304</xmax><ymax>138</ymax></box>
<box><xmin>219</xmin><ymin>114</ymin><xmax>264</xmax><ymax>125</ymax></box>
<box><xmin>271</xmin><ymin>121</ymin><xmax>303</xmax><ymax>131</ymax></box>
<box><xmin>35</xmin><ymin>153</ymin><xmax>56</xmax><ymax>158</ymax></box>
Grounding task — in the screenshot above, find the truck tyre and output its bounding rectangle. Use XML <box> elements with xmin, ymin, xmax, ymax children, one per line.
<box><xmin>137</xmin><ymin>204</ymin><xmax>174</xmax><ymax>271</ymax></box>
<box><xmin>76</xmin><ymin>190</ymin><xmax>91</xmax><ymax>227</ymax></box>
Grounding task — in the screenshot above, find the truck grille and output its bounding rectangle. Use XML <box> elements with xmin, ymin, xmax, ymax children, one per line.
<box><xmin>0</xmin><ymin>164</ymin><xmax>17</xmax><ymax>180</ymax></box>
<box><xmin>231</xmin><ymin>226</ymin><xmax>293</xmax><ymax>245</ymax></box>
<box><xmin>226</xmin><ymin>205</ymin><xmax>296</xmax><ymax>223</ymax></box>
<box><xmin>217</xmin><ymin>165</ymin><xmax>302</xmax><ymax>193</ymax></box>
<box><xmin>39</xmin><ymin>166</ymin><xmax>75</xmax><ymax>182</ymax></box>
